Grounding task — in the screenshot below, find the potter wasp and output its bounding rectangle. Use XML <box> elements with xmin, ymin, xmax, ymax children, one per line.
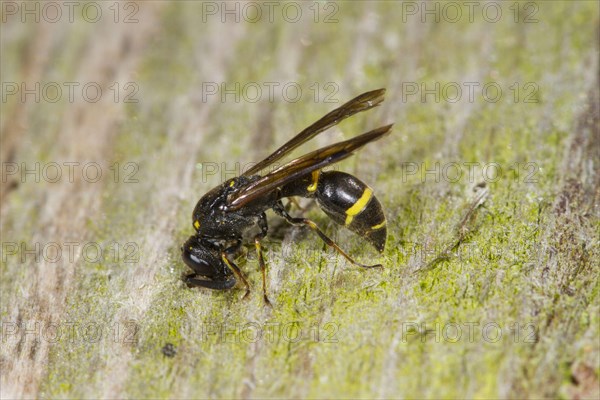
<box><xmin>182</xmin><ymin>88</ymin><xmax>392</xmax><ymax>304</ymax></box>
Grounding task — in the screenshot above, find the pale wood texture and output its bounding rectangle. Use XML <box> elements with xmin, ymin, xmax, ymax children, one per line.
<box><xmin>1</xmin><ymin>2</ymin><xmax>598</xmax><ymax>398</ymax></box>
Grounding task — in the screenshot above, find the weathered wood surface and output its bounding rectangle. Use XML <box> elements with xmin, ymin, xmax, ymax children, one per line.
<box><xmin>1</xmin><ymin>2</ymin><xmax>598</xmax><ymax>399</ymax></box>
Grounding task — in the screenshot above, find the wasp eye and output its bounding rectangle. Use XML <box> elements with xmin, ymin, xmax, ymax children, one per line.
<box><xmin>182</xmin><ymin>247</ymin><xmax>212</xmax><ymax>276</ymax></box>
<box><xmin>182</xmin><ymin>236</ymin><xmax>222</xmax><ymax>278</ymax></box>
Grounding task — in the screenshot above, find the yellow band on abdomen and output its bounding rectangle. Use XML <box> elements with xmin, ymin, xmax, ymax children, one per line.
<box><xmin>345</xmin><ymin>188</ymin><xmax>372</xmax><ymax>225</ymax></box>
<box><xmin>370</xmin><ymin>220</ymin><xmax>386</xmax><ymax>230</ymax></box>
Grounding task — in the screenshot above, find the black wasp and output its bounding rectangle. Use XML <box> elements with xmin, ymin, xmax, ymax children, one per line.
<box><xmin>182</xmin><ymin>89</ymin><xmax>393</xmax><ymax>304</ymax></box>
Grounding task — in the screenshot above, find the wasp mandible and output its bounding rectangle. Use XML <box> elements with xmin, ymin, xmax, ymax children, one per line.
<box><xmin>182</xmin><ymin>89</ymin><xmax>393</xmax><ymax>304</ymax></box>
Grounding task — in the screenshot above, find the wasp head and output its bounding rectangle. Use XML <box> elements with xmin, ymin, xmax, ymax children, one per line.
<box><xmin>181</xmin><ymin>236</ymin><xmax>236</xmax><ymax>289</ymax></box>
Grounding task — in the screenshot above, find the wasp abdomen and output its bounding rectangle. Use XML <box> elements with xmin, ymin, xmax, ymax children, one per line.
<box><xmin>315</xmin><ymin>171</ymin><xmax>386</xmax><ymax>252</ymax></box>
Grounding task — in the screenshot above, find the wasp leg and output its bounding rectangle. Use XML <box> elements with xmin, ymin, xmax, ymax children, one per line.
<box><xmin>223</xmin><ymin>238</ymin><xmax>245</xmax><ymax>259</ymax></box>
<box><xmin>255</xmin><ymin>213</ymin><xmax>272</xmax><ymax>305</ymax></box>
<box><xmin>220</xmin><ymin>251</ymin><xmax>251</xmax><ymax>299</ymax></box>
<box><xmin>274</xmin><ymin>201</ymin><xmax>382</xmax><ymax>269</ymax></box>
<box><xmin>185</xmin><ymin>273</ymin><xmax>237</xmax><ymax>290</ymax></box>
<box><xmin>286</xmin><ymin>197</ymin><xmax>306</xmax><ymax>212</ymax></box>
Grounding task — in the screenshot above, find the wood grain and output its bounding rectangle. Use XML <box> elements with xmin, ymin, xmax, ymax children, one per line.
<box><xmin>1</xmin><ymin>2</ymin><xmax>598</xmax><ymax>398</ymax></box>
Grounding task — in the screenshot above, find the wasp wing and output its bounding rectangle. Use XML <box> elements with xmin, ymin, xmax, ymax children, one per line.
<box><xmin>243</xmin><ymin>88</ymin><xmax>386</xmax><ymax>177</ymax></box>
<box><xmin>227</xmin><ymin>124</ymin><xmax>393</xmax><ymax>211</ymax></box>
